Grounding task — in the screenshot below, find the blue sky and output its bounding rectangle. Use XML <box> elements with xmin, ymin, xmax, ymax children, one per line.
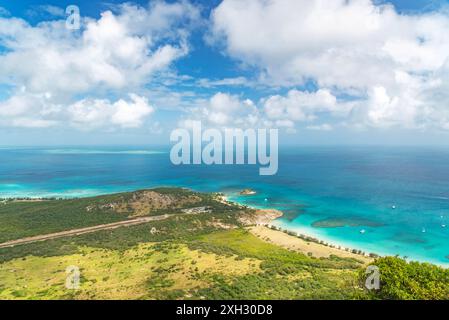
<box><xmin>1</xmin><ymin>0</ymin><xmax>449</xmax><ymax>146</ymax></box>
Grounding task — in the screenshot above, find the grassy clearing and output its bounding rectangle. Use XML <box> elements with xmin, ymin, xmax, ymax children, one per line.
<box><xmin>0</xmin><ymin>226</ymin><xmax>364</xmax><ymax>300</ymax></box>
<box><xmin>0</xmin><ymin>242</ymin><xmax>260</xmax><ymax>300</ymax></box>
<box><xmin>188</xmin><ymin>229</ymin><xmax>364</xmax><ymax>300</ymax></box>
<box><xmin>190</xmin><ymin>229</ymin><xmax>363</xmax><ymax>271</ymax></box>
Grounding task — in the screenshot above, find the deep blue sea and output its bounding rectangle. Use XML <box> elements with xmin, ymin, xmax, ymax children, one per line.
<box><xmin>1</xmin><ymin>146</ymin><xmax>448</xmax><ymax>265</ymax></box>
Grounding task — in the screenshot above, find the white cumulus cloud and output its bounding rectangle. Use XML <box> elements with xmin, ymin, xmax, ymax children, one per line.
<box><xmin>68</xmin><ymin>94</ymin><xmax>154</xmax><ymax>130</ymax></box>
<box><xmin>0</xmin><ymin>0</ymin><xmax>199</xmax><ymax>130</ymax></box>
<box><xmin>180</xmin><ymin>92</ymin><xmax>261</xmax><ymax>129</ymax></box>
<box><xmin>262</xmin><ymin>89</ymin><xmax>344</xmax><ymax>122</ymax></box>
<box><xmin>210</xmin><ymin>0</ymin><xmax>449</xmax><ymax>130</ymax></box>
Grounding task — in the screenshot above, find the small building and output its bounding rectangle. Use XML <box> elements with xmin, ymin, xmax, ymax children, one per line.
<box><xmin>181</xmin><ymin>206</ymin><xmax>212</xmax><ymax>214</ymax></box>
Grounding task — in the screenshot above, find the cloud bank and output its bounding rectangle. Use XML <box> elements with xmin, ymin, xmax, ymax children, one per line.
<box><xmin>210</xmin><ymin>0</ymin><xmax>449</xmax><ymax>130</ymax></box>
<box><xmin>0</xmin><ymin>0</ymin><xmax>198</xmax><ymax>129</ymax></box>
<box><xmin>1</xmin><ymin>0</ymin><xmax>449</xmax><ymax>138</ymax></box>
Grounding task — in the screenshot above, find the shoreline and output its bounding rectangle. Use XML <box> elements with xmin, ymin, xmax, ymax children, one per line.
<box><xmin>2</xmin><ymin>187</ymin><xmax>448</xmax><ymax>267</ymax></box>
<box><xmin>224</xmin><ymin>192</ymin><xmax>449</xmax><ymax>268</ymax></box>
<box><xmin>258</xmin><ymin>224</ymin><xmax>377</xmax><ymax>261</ymax></box>
<box><xmin>269</xmin><ymin>222</ymin><xmax>449</xmax><ymax>268</ymax></box>
<box><xmin>220</xmin><ymin>193</ymin><xmax>376</xmax><ymax>262</ymax></box>
<box><xmin>249</xmin><ymin>225</ymin><xmax>373</xmax><ymax>263</ymax></box>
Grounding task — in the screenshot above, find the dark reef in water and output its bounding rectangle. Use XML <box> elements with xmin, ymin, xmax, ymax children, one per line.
<box><xmin>391</xmin><ymin>232</ymin><xmax>427</xmax><ymax>244</ymax></box>
<box><xmin>280</xmin><ymin>205</ymin><xmax>307</xmax><ymax>222</ymax></box>
<box><xmin>312</xmin><ymin>217</ymin><xmax>385</xmax><ymax>228</ymax></box>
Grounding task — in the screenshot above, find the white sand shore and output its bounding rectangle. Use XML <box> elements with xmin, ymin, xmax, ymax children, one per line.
<box><xmin>224</xmin><ymin>193</ymin><xmax>376</xmax><ymax>263</ymax></box>
<box><xmin>249</xmin><ymin>225</ymin><xmax>373</xmax><ymax>263</ymax></box>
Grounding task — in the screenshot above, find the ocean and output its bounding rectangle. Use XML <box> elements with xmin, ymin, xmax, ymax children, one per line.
<box><xmin>0</xmin><ymin>145</ymin><xmax>448</xmax><ymax>265</ymax></box>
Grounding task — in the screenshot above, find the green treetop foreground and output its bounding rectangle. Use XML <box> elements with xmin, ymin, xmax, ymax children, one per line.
<box><xmin>362</xmin><ymin>257</ymin><xmax>449</xmax><ymax>300</ymax></box>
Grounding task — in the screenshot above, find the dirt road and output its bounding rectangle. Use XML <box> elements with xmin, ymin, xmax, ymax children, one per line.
<box><xmin>0</xmin><ymin>214</ymin><xmax>174</xmax><ymax>249</ymax></box>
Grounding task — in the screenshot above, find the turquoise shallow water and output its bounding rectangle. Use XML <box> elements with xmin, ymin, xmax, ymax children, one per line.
<box><xmin>0</xmin><ymin>145</ymin><xmax>448</xmax><ymax>265</ymax></box>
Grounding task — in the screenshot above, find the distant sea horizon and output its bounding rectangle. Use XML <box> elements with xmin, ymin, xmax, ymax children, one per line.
<box><xmin>1</xmin><ymin>145</ymin><xmax>448</xmax><ymax>266</ymax></box>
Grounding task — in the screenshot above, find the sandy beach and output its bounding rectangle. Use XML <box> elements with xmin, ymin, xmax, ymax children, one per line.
<box><xmin>229</xmin><ymin>192</ymin><xmax>375</xmax><ymax>263</ymax></box>
<box><xmin>249</xmin><ymin>225</ymin><xmax>373</xmax><ymax>263</ymax></box>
